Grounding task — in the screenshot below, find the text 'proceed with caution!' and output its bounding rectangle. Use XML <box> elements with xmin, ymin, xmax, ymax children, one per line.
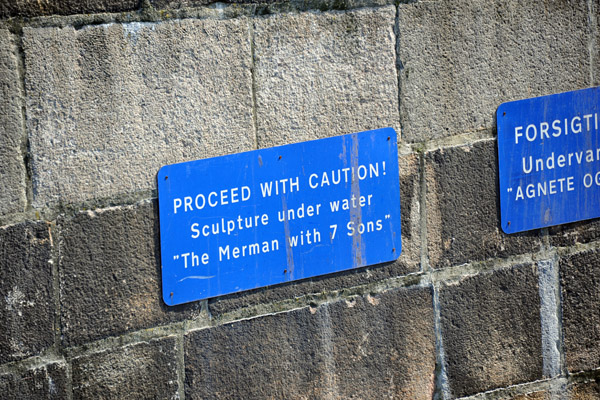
<box><xmin>498</xmin><ymin>86</ymin><xmax>600</xmax><ymax>234</ymax></box>
<box><xmin>157</xmin><ymin>128</ymin><xmax>402</xmax><ymax>306</ymax></box>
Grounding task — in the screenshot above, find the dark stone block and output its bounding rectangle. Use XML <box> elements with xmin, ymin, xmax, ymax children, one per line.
<box><xmin>439</xmin><ymin>263</ymin><xmax>543</xmax><ymax>398</ymax></box>
<box><xmin>0</xmin><ymin>362</ymin><xmax>68</xmax><ymax>400</ymax></box>
<box><xmin>426</xmin><ymin>140</ymin><xmax>541</xmax><ymax>269</ymax></box>
<box><xmin>0</xmin><ymin>221</ymin><xmax>54</xmax><ymax>363</ymax></box>
<box><xmin>187</xmin><ymin>286</ymin><xmax>435</xmax><ymax>399</ymax></box>
<box><xmin>569</xmin><ymin>379</ymin><xmax>600</xmax><ymax>399</ymax></box>
<box><xmin>72</xmin><ymin>336</ymin><xmax>178</xmax><ymax>399</ymax></box>
<box><xmin>549</xmin><ymin>218</ymin><xmax>600</xmax><ymax>248</ymax></box>
<box><xmin>58</xmin><ymin>200</ymin><xmax>201</xmax><ymax>347</ymax></box>
<box><xmin>0</xmin><ymin>0</ymin><xmax>140</xmax><ymax>18</ymax></box>
<box><xmin>0</xmin><ymin>0</ymin><xmax>140</xmax><ymax>17</ymax></box>
<box><xmin>511</xmin><ymin>392</ymin><xmax>550</xmax><ymax>400</ymax></box>
<box><xmin>560</xmin><ymin>248</ymin><xmax>600</xmax><ymax>372</ymax></box>
<box><xmin>209</xmin><ymin>153</ymin><xmax>421</xmax><ymax>316</ymax></box>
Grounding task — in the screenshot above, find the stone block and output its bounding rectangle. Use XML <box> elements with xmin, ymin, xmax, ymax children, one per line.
<box><xmin>188</xmin><ymin>286</ymin><xmax>435</xmax><ymax>399</ymax></box>
<box><xmin>0</xmin><ymin>30</ymin><xmax>27</xmax><ymax>216</ymax></box>
<box><xmin>0</xmin><ymin>221</ymin><xmax>54</xmax><ymax>363</ymax></box>
<box><xmin>568</xmin><ymin>380</ymin><xmax>600</xmax><ymax>399</ymax></box>
<box><xmin>23</xmin><ymin>18</ymin><xmax>254</xmax><ymax>208</ymax></box>
<box><xmin>549</xmin><ymin>219</ymin><xmax>600</xmax><ymax>248</ymax></box>
<box><xmin>72</xmin><ymin>337</ymin><xmax>178</xmax><ymax>399</ymax></box>
<box><xmin>254</xmin><ymin>6</ymin><xmax>399</xmax><ymax>147</ymax></box>
<box><xmin>560</xmin><ymin>248</ymin><xmax>600</xmax><ymax>372</ymax></box>
<box><xmin>0</xmin><ymin>362</ymin><xmax>68</xmax><ymax>400</ymax></box>
<box><xmin>58</xmin><ymin>200</ymin><xmax>201</xmax><ymax>347</ymax></box>
<box><xmin>397</xmin><ymin>0</ymin><xmax>592</xmax><ymax>141</ymax></box>
<box><xmin>439</xmin><ymin>263</ymin><xmax>543</xmax><ymax>398</ymax></box>
<box><xmin>209</xmin><ymin>152</ymin><xmax>421</xmax><ymax>316</ymax></box>
<box><xmin>0</xmin><ymin>0</ymin><xmax>139</xmax><ymax>18</ymax></box>
<box><xmin>426</xmin><ymin>140</ymin><xmax>541</xmax><ymax>269</ymax></box>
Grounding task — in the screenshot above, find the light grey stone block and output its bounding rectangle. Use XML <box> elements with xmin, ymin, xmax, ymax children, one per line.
<box><xmin>0</xmin><ymin>30</ymin><xmax>27</xmax><ymax>215</ymax></box>
<box><xmin>23</xmin><ymin>19</ymin><xmax>255</xmax><ymax>208</ymax></box>
<box><xmin>254</xmin><ymin>6</ymin><xmax>400</xmax><ymax>147</ymax></box>
<box><xmin>397</xmin><ymin>0</ymin><xmax>593</xmax><ymax>141</ymax></box>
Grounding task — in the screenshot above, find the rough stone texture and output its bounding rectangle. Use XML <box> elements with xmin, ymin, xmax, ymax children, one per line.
<box><xmin>439</xmin><ymin>263</ymin><xmax>543</xmax><ymax>398</ymax></box>
<box><xmin>0</xmin><ymin>221</ymin><xmax>54</xmax><ymax>363</ymax></box>
<box><xmin>549</xmin><ymin>219</ymin><xmax>600</xmax><ymax>248</ymax></box>
<box><xmin>0</xmin><ymin>30</ymin><xmax>27</xmax><ymax>216</ymax></box>
<box><xmin>254</xmin><ymin>7</ymin><xmax>399</xmax><ymax>147</ymax></box>
<box><xmin>594</xmin><ymin>0</ymin><xmax>600</xmax><ymax>88</ymax></box>
<box><xmin>397</xmin><ymin>153</ymin><xmax>421</xmax><ymax>271</ymax></box>
<box><xmin>72</xmin><ymin>337</ymin><xmax>178</xmax><ymax>399</ymax></box>
<box><xmin>23</xmin><ymin>19</ymin><xmax>254</xmax><ymax>208</ymax></box>
<box><xmin>560</xmin><ymin>248</ymin><xmax>600</xmax><ymax>373</ymax></box>
<box><xmin>0</xmin><ymin>0</ymin><xmax>139</xmax><ymax>17</ymax></box>
<box><xmin>188</xmin><ymin>286</ymin><xmax>435</xmax><ymax>399</ymax></box>
<box><xmin>58</xmin><ymin>200</ymin><xmax>201</xmax><ymax>347</ymax></box>
<box><xmin>426</xmin><ymin>140</ymin><xmax>540</xmax><ymax>269</ymax></box>
<box><xmin>0</xmin><ymin>362</ymin><xmax>69</xmax><ymax>400</ymax></box>
<box><xmin>208</xmin><ymin>152</ymin><xmax>421</xmax><ymax>316</ymax></box>
<box><xmin>569</xmin><ymin>380</ymin><xmax>600</xmax><ymax>399</ymax></box>
<box><xmin>510</xmin><ymin>392</ymin><xmax>550</xmax><ymax>400</ymax></box>
<box><xmin>397</xmin><ymin>0</ymin><xmax>593</xmax><ymax>141</ymax></box>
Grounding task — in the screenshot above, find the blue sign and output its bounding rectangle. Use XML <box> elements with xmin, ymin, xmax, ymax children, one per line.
<box><xmin>497</xmin><ymin>86</ymin><xmax>600</xmax><ymax>234</ymax></box>
<box><xmin>158</xmin><ymin>128</ymin><xmax>402</xmax><ymax>305</ymax></box>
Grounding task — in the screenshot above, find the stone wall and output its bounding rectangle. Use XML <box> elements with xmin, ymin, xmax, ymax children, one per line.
<box><xmin>1</xmin><ymin>0</ymin><xmax>600</xmax><ymax>398</ymax></box>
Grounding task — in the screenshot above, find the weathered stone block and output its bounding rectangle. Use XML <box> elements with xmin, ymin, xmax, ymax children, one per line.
<box><xmin>439</xmin><ymin>263</ymin><xmax>543</xmax><ymax>398</ymax></box>
<box><xmin>188</xmin><ymin>286</ymin><xmax>435</xmax><ymax>399</ymax></box>
<box><xmin>0</xmin><ymin>221</ymin><xmax>54</xmax><ymax>363</ymax></box>
<box><xmin>209</xmin><ymin>152</ymin><xmax>421</xmax><ymax>316</ymax></box>
<box><xmin>560</xmin><ymin>248</ymin><xmax>600</xmax><ymax>372</ymax></box>
<box><xmin>23</xmin><ymin>18</ymin><xmax>254</xmax><ymax>208</ymax></box>
<box><xmin>397</xmin><ymin>0</ymin><xmax>592</xmax><ymax>141</ymax></box>
<box><xmin>511</xmin><ymin>392</ymin><xmax>551</xmax><ymax>400</ymax></box>
<box><xmin>0</xmin><ymin>362</ymin><xmax>68</xmax><ymax>400</ymax></box>
<box><xmin>426</xmin><ymin>140</ymin><xmax>541</xmax><ymax>269</ymax></box>
<box><xmin>568</xmin><ymin>380</ymin><xmax>600</xmax><ymax>399</ymax></box>
<box><xmin>254</xmin><ymin>6</ymin><xmax>399</xmax><ymax>147</ymax></box>
<box><xmin>0</xmin><ymin>0</ymin><xmax>139</xmax><ymax>17</ymax></box>
<box><xmin>58</xmin><ymin>200</ymin><xmax>201</xmax><ymax>347</ymax></box>
<box><xmin>0</xmin><ymin>30</ymin><xmax>27</xmax><ymax>216</ymax></box>
<box><xmin>549</xmin><ymin>219</ymin><xmax>600</xmax><ymax>248</ymax></box>
<box><xmin>72</xmin><ymin>337</ymin><xmax>179</xmax><ymax>399</ymax></box>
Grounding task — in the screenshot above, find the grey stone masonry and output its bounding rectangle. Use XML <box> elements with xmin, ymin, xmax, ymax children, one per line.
<box><xmin>0</xmin><ymin>0</ymin><xmax>140</xmax><ymax>18</ymax></box>
<box><xmin>58</xmin><ymin>200</ymin><xmax>201</xmax><ymax>347</ymax></box>
<box><xmin>0</xmin><ymin>30</ymin><xmax>27</xmax><ymax>216</ymax></box>
<box><xmin>568</xmin><ymin>380</ymin><xmax>600</xmax><ymax>398</ymax></box>
<box><xmin>23</xmin><ymin>18</ymin><xmax>254</xmax><ymax>209</ymax></box>
<box><xmin>426</xmin><ymin>140</ymin><xmax>541</xmax><ymax>269</ymax></box>
<box><xmin>549</xmin><ymin>219</ymin><xmax>600</xmax><ymax>248</ymax></box>
<box><xmin>397</xmin><ymin>0</ymin><xmax>593</xmax><ymax>141</ymax></box>
<box><xmin>254</xmin><ymin>6</ymin><xmax>399</xmax><ymax>147</ymax></box>
<box><xmin>560</xmin><ymin>248</ymin><xmax>600</xmax><ymax>373</ymax></box>
<box><xmin>187</xmin><ymin>286</ymin><xmax>435</xmax><ymax>399</ymax></box>
<box><xmin>0</xmin><ymin>221</ymin><xmax>54</xmax><ymax>364</ymax></box>
<box><xmin>439</xmin><ymin>263</ymin><xmax>543</xmax><ymax>398</ymax></box>
<box><xmin>72</xmin><ymin>337</ymin><xmax>179</xmax><ymax>399</ymax></box>
<box><xmin>0</xmin><ymin>361</ymin><xmax>69</xmax><ymax>400</ymax></box>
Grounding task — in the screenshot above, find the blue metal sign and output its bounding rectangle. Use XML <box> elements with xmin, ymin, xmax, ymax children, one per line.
<box><xmin>158</xmin><ymin>128</ymin><xmax>402</xmax><ymax>305</ymax></box>
<box><xmin>497</xmin><ymin>86</ymin><xmax>600</xmax><ymax>234</ymax></box>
